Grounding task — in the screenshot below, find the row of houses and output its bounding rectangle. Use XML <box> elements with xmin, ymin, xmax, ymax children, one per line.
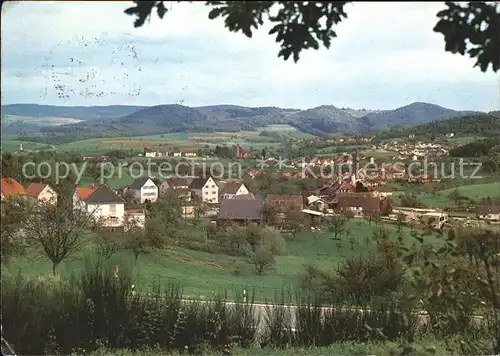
<box><xmin>1</xmin><ymin>177</ymin><xmax>145</xmax><ymax>230</ymax></box>
<box><xmin>143</xmin><ymin>148</ymin><xmax>197</xmax><ymax>158</ymax></box>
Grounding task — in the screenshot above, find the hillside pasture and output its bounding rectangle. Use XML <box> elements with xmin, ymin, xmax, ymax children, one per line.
<box><xmin>4</xmin><ymin>220</ymin><xmax>441</xmax><ymax>302</ymax></box>
<box><xmin>440</xmin><ymin>182</ymin><xmax>500</xmax><ymax>200</ymax></box>
<box><xmin>0</xmin><ymin>139</ymin><xmax>53</xmax><ymax>152</ymax></box>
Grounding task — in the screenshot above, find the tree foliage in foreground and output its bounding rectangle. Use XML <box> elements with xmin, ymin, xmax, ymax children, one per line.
<box><xmin>2</xmin><ymin>196</ymin><xmax>98</xmax><ymax>274</ymax></box>
<box><xmin>124</xmin><ymin>1</ymin><xmax>500</xmax><ymax>73</ymax></box>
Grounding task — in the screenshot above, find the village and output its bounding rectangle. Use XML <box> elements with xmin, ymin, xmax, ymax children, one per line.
<box><xmin>2</xmin><ymin>147</ymin><xmax>498</xmax><ymax>235</ymax></box>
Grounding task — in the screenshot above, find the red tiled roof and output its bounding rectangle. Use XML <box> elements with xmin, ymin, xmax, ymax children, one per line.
<box><xmin>1</xmin><ymin>178</ymin><xmax>25</xmax><ymax>198</ymax></box>
<box><xmin>24</xmin><ymin>182</ymin><xmax>48</xmax><ymax>197</ymax></box>
<box><xmin>75</xmin><ymin>186</ymin><xmax>98</xmax><ymax>200</ymax></box>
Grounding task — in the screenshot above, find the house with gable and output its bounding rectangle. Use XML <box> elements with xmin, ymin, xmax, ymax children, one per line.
<box><xmin>1</xmin><ymin>177</ymin><xmax>25</xmax><ymax>201</ymax></box>
<box><xmin>159</xmin><ymin>178</ymin><xmax>191</xmax><ymax>201</ymax></box>
<box><xmin>73</xmin><ymin>184</ymin><xmax>126</xmax><ymax>229</ymax></box>
<box><xmin>221</xmin><ymin>181</ymin><xmax>250</xmax><ymax>200</ymax></box>
<box><xmin>24</xmin><ymin>182</ymin><xmax>58</xmax><ymax>205</ymax></box>
<box><xmin>336</xmin><ymin>193</ymin><xmax>381</xmax><ymax>218</ymax></box>
<box><xmin>476</xmin><ymin>205</ymin><xmax>500</xmax><ymax>221</ymax></box>
<box><xmin>125</xmin><ymin>177</ymin><xmax>159</xmax><ymax>203</ymax></box>
<box><xmin>189</xmin><ymin>176</ymin><xmax>219</xmax><ymax>203</ymax></box>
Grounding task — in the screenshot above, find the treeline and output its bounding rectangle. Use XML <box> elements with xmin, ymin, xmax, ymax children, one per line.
<box><xmin>377</xmin><ymin>114</ymin><xmax>500</xmax><ymax>140</ymax></box>
<box><xmin>449</xmin><ymin>137</ymin><xmax>500</xmax><ymax>157</ymax></box>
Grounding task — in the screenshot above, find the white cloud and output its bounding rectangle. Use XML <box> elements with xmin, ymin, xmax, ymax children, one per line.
<box><xmin>1</xmin><ymin>1</ymin><xmax>498</xmax><ymax>111</ymax></box>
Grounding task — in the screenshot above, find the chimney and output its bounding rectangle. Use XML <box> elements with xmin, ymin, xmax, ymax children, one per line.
<box><xmin>19</xmin><ymin>143</ymin><xmax>23</xmax><ymax>151</ymax></box>
<box><xmin>351</xmin><ymin>174</ymin><xmax>356</xmax><ymax>185</ymax></box>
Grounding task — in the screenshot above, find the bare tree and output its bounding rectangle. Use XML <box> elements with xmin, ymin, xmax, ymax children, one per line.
<box><xmin>18</xmin><ymin>197</ymin><xmax>98</xmax><ymax>275</ymax></box>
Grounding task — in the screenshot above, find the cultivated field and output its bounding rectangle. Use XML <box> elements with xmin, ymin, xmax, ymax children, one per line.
<box><xmin>3</xmin><ymin>130</ymin><xmax>287</xmax><ymax>154</ymax></box>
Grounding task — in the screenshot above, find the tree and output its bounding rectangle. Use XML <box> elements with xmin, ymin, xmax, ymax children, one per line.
<box><xmin>326</xmin><ymin>214</ymin><xmax>348</xmax><ymax>240</ymax></box>
<box><xmin>16</xmin><ymin>197</ymin><xmax>97</xmax><ymax>275</ymax></box>
<box><xmin>249</xmin><ymin>241</ymin><xmax>276</xmax><ymax>275</ymax></box>
<box><xmin>124</xmin><ymin>1</ymin><xmax>499</xmax><ymax>73</ymax></box>
<box><xmin>240</xmin><ymin>225</ymin><xmax>284</xmax><ymax>274</ymax></box>
<box><xmin>122</xmin><ymin>215</ymin><xmax>166</xmax><ymax>262</ymax></box>
<box><xmin>262</xmin><ymin>202</ymin><xmax>281</xmax><ymax>226</ymax></box>
<box><xmin>149</xmin><ymin>190</ymin><xmax>183</xmax><ymax>235</ymax></box>
<box><xmin>448</xmin><ymin>188</ymin><xmax>462</xmax><ymax>205</ymax></box>
<box><xmin>0</xmin><ymin>196</ymin><xmax>29</xmax><ymax>265</ymax></box>
<box><xmin>396</xmin><ymin>212</ymin><xmax>407</xmax><ymax>235</ymax></box>
<box><xmin>193</xmin><ymin>201</ymin><xmax>208</xmax><ymax>224</ymax></box>
<box><xmin>401</xmin><ymin>227</ymin><xmax>500</xmax><ymax>354</ymax></box>
<box><xmin>283</xmin><ymin>209</ymin><xmax>309</xmax><ymax>237</ymax></box>
<box><xmin>355</xmin><ymin>181</ymin><xmax>368</xmax><ymax>193</ymax></box>
<box><xmin>94</xmin><ymin>232</ymin><xmax>122</xmax><ymax>260</ymax></box>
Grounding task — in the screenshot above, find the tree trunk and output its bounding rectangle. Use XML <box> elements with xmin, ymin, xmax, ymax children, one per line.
<box><xmin>52</xmin><ymin>261</ymin><xmax>59</xmax><ymax>275</ymax></box>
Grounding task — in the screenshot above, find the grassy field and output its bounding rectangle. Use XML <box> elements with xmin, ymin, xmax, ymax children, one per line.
<box><xmin>257</xmin><ymin>124</ymin><xmax>317</xmax><ymax>139</ymax></box>
<box><xmin>446</xmin><ymin>135</ymin><xmax>486</xmax><ymax>145</ymax></box>
<box><xmin>440</xmin><ymin>182</ymin><xmax>500</xmax><ymax>200</ymax></box>
<box><xmin>0</xmin><ymin>139</ymin><xmax>52</xmax><ymax>152</ymax></box>
<box><xmin>393</xmin><ymin>181</ymin><xmax>500</xmax><ymax>210</ymax></box>
<box><xmin>4</xmin><ymin>220</ymin><xmax>440</xmax><ymax>302</ymax></box>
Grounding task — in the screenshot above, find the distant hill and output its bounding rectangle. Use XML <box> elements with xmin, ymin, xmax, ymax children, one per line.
<box><xmin>3</xmin><ymin>102</ymin><xmax>486</xmax><ymax>143</ymax></box>
<box><xmin>489</xmin><ymin>110</ymin><xmax>500</xmax><ymax>118</ymax></box>
<box><xmin>377</xmin><ymin>114</ymin><xmax>500</xmax><ymax>139</ymax></box>
<box><xmin>1</xmin><ymin>104</ymin><xmax>146</xmax><ymax>120</ymax></box>
<box><xmin>358</xmin><ymin>102</ymin><xmax>479</xmax><ymax>132</ymax></box>
<box><xmin>1</xmin><ymin>104</ymin><xmax>147</xmax><ymax>136</ymax></box>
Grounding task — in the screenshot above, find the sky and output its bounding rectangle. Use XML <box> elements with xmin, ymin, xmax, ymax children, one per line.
<box><xmin>1</xmin><ymin>1</ymin><xmax>499</xmax><ymax>111</ymax></box>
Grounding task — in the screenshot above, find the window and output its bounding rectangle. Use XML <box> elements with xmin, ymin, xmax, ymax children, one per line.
<box><xmin>109</xmin><ymin>204</ymin><xmax>116</xmax><ymax>214</ymax></box>
<box><xmin>211</xmin><ymin>185</ymin><xmax>215</xmax><ymax>188</ymax></box>
<box><xmin>205</xmin><ymin>192</ymin><xmax>208</xmax><ymax>195</ymax></box>
<box><xmin>212</xmin><ymin>191</ymin><xmax>216</xmax><ymax>195</ymax></box>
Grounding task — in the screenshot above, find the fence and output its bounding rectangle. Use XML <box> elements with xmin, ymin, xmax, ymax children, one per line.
<box><xmin>135</xmin><ymin>273</ymin><xmax>292</xmax><ymax>303</ymax></box>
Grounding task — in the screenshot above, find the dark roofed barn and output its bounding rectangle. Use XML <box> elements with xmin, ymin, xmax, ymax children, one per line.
<box><xmin>336</xmin><ymin>193</ymin><xmax>380</xmax><ymax>216</ymax></box>
<box><xmin>217</xmin><ymin>199</ymin><xmax>264</xmax><ymax>223</ymax></box>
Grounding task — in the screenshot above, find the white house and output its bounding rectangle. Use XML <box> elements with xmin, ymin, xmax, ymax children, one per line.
<box><xmin>24</xmin><ymin>182</ymin><xmax>58</xmax><ymax>205</ymax></box>
<box><xmin>124</xmin><ymin>209</ymin><xmax>146</xmax><ymax>229</ymax></box>
<box><xmin>371</xmin><ymin>186</ymin><xmax>393</xmax><ymax>198</ymax></box>
<box><xmin>125</xmin><ymin>177</ymin><xmax>159</xmax><ymax>203</ymax></box>
<box><xmin>477</xmin><ymin>205</ymin><xmax>500</xmax><ymax>221</ymax></box>
<box><xmin>221</xmin><ymin>181</ymin><xmax>249</xmax><ymax>200</ymax></box>
<box><xmin>189</xmin><ymin>176</ymin><xmax>219</xmax><ymax>203</ymax></box>
<box><xmin>73</xmin><ymin>185</ymin><xmax>125</xmax><ymax>229</ymax></box>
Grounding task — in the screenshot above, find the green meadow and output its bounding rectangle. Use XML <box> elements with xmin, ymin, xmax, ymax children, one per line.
<box><xmin>3</xmin><ymin>220</ymin><xmax>440</xmax><ymax>302</ymax></box>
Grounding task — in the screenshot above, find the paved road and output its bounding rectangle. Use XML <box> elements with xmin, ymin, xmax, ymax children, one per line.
<box><xmin>134</xmin><ymin>294</ymin><xmax>486</xmax><ymax>338</ymax></box>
